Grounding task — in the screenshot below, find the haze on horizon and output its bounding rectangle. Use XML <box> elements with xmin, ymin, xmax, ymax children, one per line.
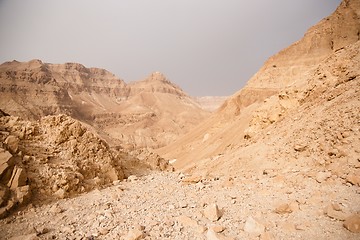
<box><xmin>0</xmin><ymin>0</ymin><xmax>341</xmax><ymax>96</ymax></box>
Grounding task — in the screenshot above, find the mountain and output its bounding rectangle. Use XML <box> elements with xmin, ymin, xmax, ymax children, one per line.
<box><xmin>157</xmin><ymin>0</ymin><xmax>360</xmax><ymax>175</ymax></box>
<box><xmin>0</xmin><ymin>61</ymin><xmax>210</xmax><ymax>149</ymax></box>
<box><xmin>193</xmin><ymin>96</ymin><xmax>228</xmax><ymax>112</ymax></box>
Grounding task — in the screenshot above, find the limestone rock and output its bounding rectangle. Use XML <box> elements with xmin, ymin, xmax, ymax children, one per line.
<box><xmin>176</xmin><ymin>215</ymin><xmax>198</xmax><ymax>228</ymax></box>
<box><xmin>274</xmin><ymin>203</ymin><xmax>292</xmax><ymax>214</ymax></box>
<box><xmin>0</xmin><ymin>149</ymin><xmax>13</xmax><ymax>177</ymax></box>
<box><xmin>209</xmin><ymin>225</ymin><xmax>225</xmax><ymax>233</ymax></box>
<box><xmin>204</xmin><ymin>204</ymin><xmax>222</xmax><ymax>221</ymax></box>
<box><xmin>15</xmin><ymin>185</ymin><xmax>31</xmax><ymax>204</ymax></box>
<box><xmin>315</xmin><ymin>171</ymin><xmax>331</xmax><ymax>183</ymax></box>
<box><xmin>346</xmin><ymin>175</ymin><xmax>360</xmax><ymax>186</ymax></box>
<box><xmin>127</xmin><ymin>175</ymin><xmax>138</xmax><ymax>182</ymax></box>
<box><xmin>54</xmin><ymin>188</ymin><xmax>66</xmax><ymax>199</ymax></box>
<box><xmin>7</xmin><ymin>166</ymin><xmax>27</xmax><ymax>190</ymax></box>
<box><xmin>244</xmin><ymin>216</ymin><xmax>265</xmax><ymax>236</ymax></box>
<box><xmin>343</xmin><ymin>214</ymin><xmax>360</xmax><ymax>233</ymax></box>
<box><xmin>325</xmin><ymin>204</ymin><xmax>347</xmax><ymax>221</ymax></box>
<box><xmin>294</xmin><ymin>143</ymin><xmax>307</xmax><ymax>152</ymax></box>
<box><xmin>4</xmin><ymin>135</ymin><xmax>19</xmax><ymax>154</ymax></box>
<box><xmin>181</xmin><ymin>175</ymin><xmax>202</xmax><ymax>184</ymax></box>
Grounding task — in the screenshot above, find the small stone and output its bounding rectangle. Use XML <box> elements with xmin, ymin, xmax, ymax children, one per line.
<box><xmin>279</xmin><ymin>221</ymin><xmax>296</xmax><ymax>232</ymax></box>
<box><xmin>331</xmin><ymin>203</ymin><xmax>342</xmax><ymax>211</ymax></box>
<box><xmin>204</xmin><ymin>204</ymin><xmax>222</xmax><ymax>221</ymax></box>
<box><xmin>34</xmin><ymin>226</ymin><xmax>50</xmax><ymax>235</ymax></box>
<box><xmin>325</xmin><ymin>204</ymin><xmax>347</xmax><ymax>221</ymax></box>
<box><xmin>274</xmin><ymin>203</ymin><xmax>292</xmax><ymax>214</ymax></box>
<box><xmin>315</xmin><ymin>171</ymin><xmax>331</xmax><ymax>183</ymax></box>
<box><xmin>294</xmin><ymin>144</ymin><xmax>307</xmax><ymax>152</ymax></box>
<box><xmin>98</xmin><ymin>227</ymin><xmax>110</xmax><ymax>235</ymax></box>
<box><xmin>123</xmin><ymin>228</ymin><xmax>144</xmax><ymax>240</ymax></box>
<box><xmin>343</xmin><ymin>214</ymin><xmax>360</xmax><ymax>233</ymax></box>
<box><xmin>54</xmin><ymin>188</ymin><xmax>66</xmax><ymax>199</ymax></box>
<box><xmin>176</xmin><ymin>215</ymin><xmax>198</xmax><ymax>228</ymax></box>
<box><xmin>289</xmin><ymin>202</ymin><xmax>299</xmax><ymax>212</ymax></box>
<box><xmin>210</xmin><ymin>225</ymin><xmax>225</xmax><ymax>233</ymax></box>
<box><xmin>182</xmin><ymin>175</ymin><xmax>202</xmax><ymax>184</ymax></box>
<box><xmin>49</xmin><ymin>204</ymin><xmax>63</xmax><ymax>214</ymax></box>
<box><xmin>295</xmin><ymin>224</ymin><xmax>307</xmax><ymax>231</ymax></box>
<box><xmin>346</xmin><ymin>175</ymin><xmax>360</xmax><ymax>186</ymax></box>
<box><xmin>244</xmin><ymin>216</ymin><xmax>265</xmax><ymax>236</ymax></box>
<box><xmin>127</xmin><ymin>175</ymin><xmax>138</xmax><ymax>182</ymax></box>
<box><xmin>178</xmin><ymin>201</ymin><xmax>188</xmax><ymax>208</ymax></box>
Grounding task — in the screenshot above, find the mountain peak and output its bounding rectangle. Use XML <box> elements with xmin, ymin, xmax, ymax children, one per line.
<box><xmin>146</xmin><ymin>71</ymin><xmax>169</xmax><ymax>83</ymax></box>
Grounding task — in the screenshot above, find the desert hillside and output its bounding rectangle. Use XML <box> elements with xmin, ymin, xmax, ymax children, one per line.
<box><xmin>0</xmin><ymin>62</ymin><xmax>210</xmax><ymax>149</ymax></box>
<box><xmin>0</xmin><ymin>0</ymin><xmax>359</xmax><ymax>239</ymax></box>
<box><xmin>157</xmin><ymin>0</ymin><xmax>360</xmax><ymax>171</ymax></box>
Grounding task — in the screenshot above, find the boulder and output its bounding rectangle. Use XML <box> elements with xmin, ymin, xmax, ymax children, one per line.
<box><xmin>4</xmin><ymin>135</ymin><xmax>19</xmax><ymax>154</ymax></box>
<box><xmin>7</xmin><ymin>166</ymin><xmax>27</xmax><ymax>190</ymax></box>
<box><xmin>15</xmin><ymin>185</ymin><xmax>31</xmax><ymax>205</ymax></box>
<box><xmin>0</xmin><ymin>149</ymin><xmax>13</xmax><ymax>178</ymax></box>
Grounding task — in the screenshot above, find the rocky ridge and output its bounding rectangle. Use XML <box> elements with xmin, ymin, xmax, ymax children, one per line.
<box><xmin>0</xmin><ymin>62</ymin><xmax>210</xmax><ymax>149</ymax></box>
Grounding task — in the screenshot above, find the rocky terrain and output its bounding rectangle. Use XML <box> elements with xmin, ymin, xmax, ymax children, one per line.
<box><xmin>0</xmin><ymin>171</ymin><xmax>359</xmax><ymax>240</ymax></box>
<box><xmin>0</xmin><ymin>113</ymin><xmax>171</xmax><ymax>220</ymax></box>
<box><xmin>0</xmin><ymin>63</ymin><xmax>210</xmax><ymax>149</ymax></box>
<box><xmin>0</xmin><ymin>0</ymin><xmax>360</xmax><ymax>239</ymax></box>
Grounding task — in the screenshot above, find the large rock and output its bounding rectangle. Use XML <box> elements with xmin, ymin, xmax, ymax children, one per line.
<box><xmin>4</xmin><ymin>135</ymin><xmax>19</xmax><ymax>154</ymax></box>
<box><xmin>14</xmin><ymin>185</ymin><xmax>31</xmax><ymax>205</ymax></box>
<box><xmin>7</xmin><ymin>166</ymin><xmax>27</xmax><ymax>190</ymax></box>
<box><xmin>0</xmin><ymin>149</ymin><xmax>13</xmax><ymax>178</ymax></box>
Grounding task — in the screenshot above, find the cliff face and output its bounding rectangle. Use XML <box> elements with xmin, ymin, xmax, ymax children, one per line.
<box><xmin>220</xmin><ymin>0</ymin><xmax>360</xmax><ymax>116</ymax></box>
<box><xmin>0</xmin><ymin>61</ymin><xmax>209</xmax><ymax>149</ymax></box>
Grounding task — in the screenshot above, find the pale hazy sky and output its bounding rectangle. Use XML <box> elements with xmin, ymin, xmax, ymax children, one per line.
<box><xmin>0</xmin><ymin>0</ymin><xmax>341</xmax><ymax>96</ymax></box>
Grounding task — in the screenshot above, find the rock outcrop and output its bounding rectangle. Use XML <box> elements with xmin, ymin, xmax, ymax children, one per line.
<box><xmin>0</xmin><ymin>113</ymin><xmax>127</xmax><ymax>218</ymax></box>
